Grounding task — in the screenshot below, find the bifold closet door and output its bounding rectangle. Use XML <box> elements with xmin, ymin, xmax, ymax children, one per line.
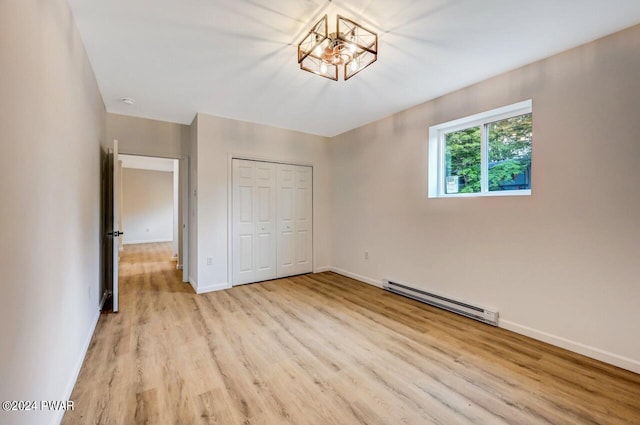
<box><xmin>277</xmin><ymin>164</ymin><xmax>313</xmax><ymax>278</ymax></box>
<box><xmin>232</xmin><ymin>160</ymin><xmax>277</xmax><ymax>285</ymax></box>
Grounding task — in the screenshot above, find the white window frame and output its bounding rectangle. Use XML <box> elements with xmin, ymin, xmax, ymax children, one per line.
<box><xmin>428</xmin><ymin>100</ymin><xmax>532</xmax><ymax>198</ymax></box>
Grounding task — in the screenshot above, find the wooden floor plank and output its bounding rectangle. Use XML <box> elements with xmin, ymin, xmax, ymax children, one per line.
<box><xmin>62</xmin><ymin>243</ymin><xmax>640</xmax><ymax>425</ymax></box>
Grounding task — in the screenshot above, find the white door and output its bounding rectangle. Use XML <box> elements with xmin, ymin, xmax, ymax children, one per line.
<box><xmin>294</xmin><ymin>166</ymin><xmax>313</xmax><ymax>275</ymax></box>
<box><xmin>181</xmin><ymin>157</ymin><xmax>189</xmax><ymax>283</ymax></box>
<box><xmin>233</xmin><ymin>160</ymin><xmax>256</xmax><ymax>285</ymax></box>
<box><xmin>277</xmin><ymin>164</ymin><xmax>313</xmax><ymax>278</ymax></box>
<box><xmin>112</xmin><ymin>140</ymin><xmax>122</xmax><ymax>312</ymax></box>
<box><xmin>277</xmin><ymin>165</ymin><xmax>296</xmax><ymax>278</ymax></box>
<box><xmin>232</xmin><ymin>160</ymin><xmax>277</xmax><ymax>285</ymax></box>
<box><xmin>254</xmin><ymin>161</ymin><xmax>277</xmax><ymax>282</ymax></box>
<box><xmin>233</xmin><ymin>160</ymin><xmax>312</xmax><ymax>285</ymax></box>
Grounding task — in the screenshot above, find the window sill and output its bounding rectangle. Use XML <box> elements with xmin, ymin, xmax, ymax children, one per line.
<box><xmin>431</xmin><ymin>190</ymin><xmax>531</xmax><ymax>199</ymax></box>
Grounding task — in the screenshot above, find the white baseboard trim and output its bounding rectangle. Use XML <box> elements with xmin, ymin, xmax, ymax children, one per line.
<box><xmin>53</xmin><ymin>308</ymin><xmax>100</xmax><ymax>425</ymax></box>
<box><xmin>500</xmin><ymin>320</ymin><xmax>640</xmax><ymax>374</ymax></box>
<box><xmin>328</xmin><ymin>267</ymin><xmax>383</xmax><ymax>288</ymax></box>
<box><xmin>176</xmin><ymin>264</ymin><xmax>183</xmax><ymax>270</ymax></box>
<box><xmin>314</xmin><ymin>266</ymin><xmax>332</xmax><ymax>273</ymax></box>
<box><xmin>123</xmin><ymin>238</ymin><xmax>172</xmax><ymax>245</ymax></box>
<box><xmin>327</xmin><ymin>266</ymin><xmax>640</xmax><ymax>375</ymax></box>
<box><xmin>189</xmin><ymin>277</ymin><xmax>230</xmax><ymax>295</ymax></box>
<box><xmin>194</xmin><ymin>281</ymin><xmax>231</xmax><ymax>294</ymax></box>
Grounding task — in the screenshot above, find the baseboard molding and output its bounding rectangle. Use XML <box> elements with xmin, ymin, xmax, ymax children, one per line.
<box><xmin>123</xmin><ymin>238</ymin><xmax>172</xmax><ymax>245</ymax></box>
<box><xmin>195</xmin><ymin>282</ymin><xmax>232</xmax><ymax>294</ymax></box>
<box><xmin>500</xmin><ymin>320</ymin><xmax>640</xmax><ymax>374</ymax></box>
<box><xmin>328</xmin><ymin>267</ymin><xmax>383</xmax><ymax>288</ymax></box>
<box><xmin>53</xmin><ymin>308</ymin><xmax>100</xmax><ymax>425</ymax></box>
<box><xmin>314</xmin><ymin>266</ymin><xmax>332</xmax><ymax>273</ymax></box>
<box><xmin>327</xmin><ymin>266</ymin><xmax>640</xmax><ymax>375</ymax></box>
<box><xmin>176</xmin><ymin>264</ymin><xmax>183</xmax><ymax>270</ymax></box>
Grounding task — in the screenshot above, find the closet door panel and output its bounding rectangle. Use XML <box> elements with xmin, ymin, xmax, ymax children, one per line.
<box><xmin>294</xmin><ymin>166</ymin><xmax>313</xmax><ymax>274</ymax></box>
<box><xmin>277</xmin><ymin>165</ymin><xmax>296</xmax><ymax>278</ymax></box>
<box><xmin>254</xmin><ymin>162</ymin><xmax>277</xmax><ymax>282</ymax></box>
<box><xmin>232</xmin><ymin>160</ymin><xmax>256</xmax><ymax>285</ymax></box>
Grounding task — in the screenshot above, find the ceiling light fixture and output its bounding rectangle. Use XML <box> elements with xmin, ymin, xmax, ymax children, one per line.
<box><xmin>298</xmin><ymin>15</ymin><xmax>378</xmax><ymax>81</ymax></box>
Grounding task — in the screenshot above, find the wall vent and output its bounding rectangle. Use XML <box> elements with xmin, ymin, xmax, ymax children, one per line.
<box><xmin>383</xmin><ymin>280</ymin><xmax>499</xmax><ymax>326</ymax></box>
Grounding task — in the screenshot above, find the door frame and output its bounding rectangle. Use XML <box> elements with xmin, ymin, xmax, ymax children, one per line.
<box><xmin>116</xmin><ymin>150</ymin><xmax>191</xmax><ymax>284</ymax></box>
<box><xmin>227</xmin><ymin>153</ymin><xmax>316</xmax><ymax>287</ymax></box>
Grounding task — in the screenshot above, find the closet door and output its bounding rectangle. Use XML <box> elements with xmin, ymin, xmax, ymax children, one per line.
<box><xmin>253</xmin><ymin>161</ymin><xmax>277</xmax><ymax>282</ymax></box>
<box><xmin>232</xmin><ymin>160</ymin><xmax>256</xmax><ymax>285</ymax></box>
<box><xmin>277</xmin><ymin>164</ymin><xmax>313</xmax><ymax>278</ymax></box>
<box><xmin>232</xmin><ymin>159</ymin><xmax>276</xmax><ymax>285</ymax></box>
<box><xmin>276</xmin><ymin>165</ymin><xmax>296</xmax><ymax>278</ymax></box>
<box><xmin>294</xmin><ymin>166</ymin><xmax>313</xmax><ymax>275</ymax></box>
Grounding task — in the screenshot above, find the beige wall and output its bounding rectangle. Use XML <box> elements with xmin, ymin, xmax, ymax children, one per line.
<box><xmin>122</xmin><ymin>169</ymin><xmax>174</xmax><ymax>244</ymax></box>
<box><xmin>0</xmin><ymin>1</ymin><xmax>105</xmax><ymax>424</ymax></box>
<box><xmin>330</xmin><ymin>25</ymin><xmax>640</xmax><ymax>372</ymax></box>
<box><xmin>106</xmin><ymin>112</ymin><xmax>190</xmax><ymax>158</ymax></box>
<box><xmin>193</xmin><ymin>114</ymin><xmax>332</xmax><ymax>292</ymax></box>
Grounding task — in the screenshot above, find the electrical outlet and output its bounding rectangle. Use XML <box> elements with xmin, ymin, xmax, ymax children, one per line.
<box><xmin>206</xmin><ymin>257</ymin><xmax>213</xmax><ymax>266</ymax></box>
<box><xmin>364</xmin><ymin>251</ymin><xmax>369</xmax><ymax>260</ymax></box>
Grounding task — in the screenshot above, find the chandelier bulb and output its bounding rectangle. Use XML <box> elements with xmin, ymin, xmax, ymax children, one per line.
<box><xmin>314</xmin><ymin>44</ymin><xmax>322</xmax><ymax>57</ymax></box>
<box><xmin>320</xmin><ymin>62</ymin><xmax>328</xmax><ymax>74</ymax></box>
<box><xmin>350</xmin><ymin>60</ymin><xmax>359</xmax><ymax>72</ymax></box>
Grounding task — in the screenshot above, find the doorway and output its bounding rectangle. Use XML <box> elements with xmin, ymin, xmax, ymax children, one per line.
<box><xmin>102</xmin><ymin>146</ymin><xmax>190</xmax><ymax>312</ymax></box>
<box><xmin>120</xmin><ymin>155</ymin><xmax>179</xmax><ymax>258</ymax></box>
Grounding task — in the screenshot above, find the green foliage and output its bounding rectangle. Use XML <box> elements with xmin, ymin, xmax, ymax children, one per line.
<box><xmin>445</xmin><ymin>127</ymin><xmax>481</xmax><ymax>193</ymax></box>
<box><xmin>445</xmin><ymin>114</ymin><xmax>532</xmax><ymax>193</ymax></box>
<box><xmin>488</xmin><ymin>114</ymin><xmax>532</xmax><ymax>191</ymax></box>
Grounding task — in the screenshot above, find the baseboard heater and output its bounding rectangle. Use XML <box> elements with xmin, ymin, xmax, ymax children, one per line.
<box><xmin>382</xmin><ymin>280</ymin><xmax>499</xmax><ymax>326</ymax></box>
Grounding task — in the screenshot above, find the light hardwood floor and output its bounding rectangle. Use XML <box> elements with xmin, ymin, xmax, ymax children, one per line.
<box><xmin>62</xmin><ymin>243</ymin><xmax>640</xmax><ymax>424</ymax></box>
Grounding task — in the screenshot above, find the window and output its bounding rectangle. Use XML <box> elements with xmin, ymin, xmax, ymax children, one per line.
<box><xmin>428</xmin><ymin>100</ymin><xmax>532</xmax><ymax>198</ymax></box>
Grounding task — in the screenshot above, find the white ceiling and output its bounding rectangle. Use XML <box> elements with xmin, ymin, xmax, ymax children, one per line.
<box><xmin>68</xmin><ymin>0</ymin><xmax>640</xmax><ymax>137</ymax></box>
<box><xmin>120</xmin><ymin>155</ymin><xmax>176</xmax><ymax>172</ymax></box>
